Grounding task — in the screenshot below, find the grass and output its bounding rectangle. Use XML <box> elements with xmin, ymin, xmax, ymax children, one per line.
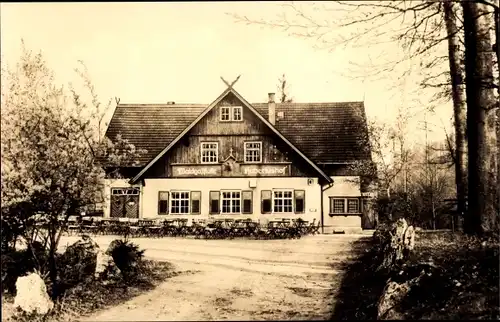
<box><xmin>4</xmin><ymin>260</ymin><xmax>179</xmax><ymax>322</ymax></box>
<box><xmin>331</xmin><ymin>230</ymin><xmax>499</xmax><ymax>320</ymax></box>
<box><xmin>403</xmin><ymin>232</ymin><xmax>499</xmax><ymax>320</ymax></box>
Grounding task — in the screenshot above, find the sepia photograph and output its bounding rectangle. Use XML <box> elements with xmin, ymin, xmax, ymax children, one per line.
<box><xmin>1</xmin><ymin>1</ymin><xmax>499</xmax><ymax>321</ymax></box>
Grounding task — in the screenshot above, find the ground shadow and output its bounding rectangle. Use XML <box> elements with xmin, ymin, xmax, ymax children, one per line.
<box><xmin>330</xmin><ymin>237</ymin><xmax>387</xmax><ymax>320</ymax></box>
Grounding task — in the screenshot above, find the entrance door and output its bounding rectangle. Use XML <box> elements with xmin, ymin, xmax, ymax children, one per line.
<box><xmin>110</xmin><ymin>187</ymin><xmax>140</xmax><ymax>218</ymax></box>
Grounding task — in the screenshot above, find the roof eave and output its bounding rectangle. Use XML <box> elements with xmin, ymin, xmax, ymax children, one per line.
<box><xmin>129</xmin><ymin>86</ymin><xmax>333</xmax><ymax>185</ymax></box>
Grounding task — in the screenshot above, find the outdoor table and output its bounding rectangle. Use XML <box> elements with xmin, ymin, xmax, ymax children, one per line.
<box><xmin>162</xmin><ymin>219</ymin><xmax>178</xmax><ymax>236</ymax></box>
<box><xmin>175</xmin><ymin>219</ymin><xmax>189</xmax><ymax>236</ymax></box>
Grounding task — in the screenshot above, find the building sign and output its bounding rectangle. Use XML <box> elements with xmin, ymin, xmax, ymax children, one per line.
<box><xmin>172</xmin><ymin>165</ymin><xmax>222</xmax><ymax>177</ymax></box>
<box><xmin>240</xmin><ymin>164</ymin><xmax>290</xmax><ymax>177</ymax></box>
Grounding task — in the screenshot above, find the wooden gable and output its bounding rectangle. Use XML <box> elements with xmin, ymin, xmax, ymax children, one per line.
<box><xmin>131</xmin><ymin>83</ymin><xmax>332</xmax><ymax>183</ymax></box>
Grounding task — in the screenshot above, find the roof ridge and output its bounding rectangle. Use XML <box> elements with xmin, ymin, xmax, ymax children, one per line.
<box><xmin>117</xmin><ymin>101</ymin><xmax>364</xmax><ymax>108</ymax></box>
<box><xmin>116</xmin><ymin>103</ymin><xmax>207</xmax><ymax>107</ymax></box>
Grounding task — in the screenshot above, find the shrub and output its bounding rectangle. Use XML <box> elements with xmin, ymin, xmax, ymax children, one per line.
<box><xmin>57</xmin><ymin>235</ymin><xmax>98</xmax><ymax>294</ymax></box>
<box><xmin>106</xmin><ymin>239</ymin><xmax>145</xmax><ymax>282</ymax></box>
<box><xmin>2</xmin><ymin>241</ymin><xmax>49</xmax><ymax>295</ymax></box>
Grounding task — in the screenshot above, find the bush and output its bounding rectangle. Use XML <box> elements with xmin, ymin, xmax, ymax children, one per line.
<box><xmin>57</xmin><ymin>235</ymin><xmax>98</xmax><ymax>294</ymax></box>
<box><xmin>2</xmin><ymin>241</ymin><xmax>49</xmax><ymax>295</ymax></box>
<box><xmin>106</xmin><ymin>239</ymin><xmax>145</xmax><ymax>282</ymax></box>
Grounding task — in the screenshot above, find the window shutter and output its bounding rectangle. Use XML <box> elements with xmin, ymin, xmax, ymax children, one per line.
<box><xmin>158</xmin><ymin>191</ymin><xmax>169</xmax><ymax>215</ymax></box>
<box><xmin>294</xmin><ymin>190</ymin><xmax>305</xmax><ymax>214</ymax></box>
<box><xmin>210</xmin><ymin>191</ymin><xmax>220</xmax><ymax>214</ymax></box>
<box><xmin>261</xmin><ymin>190</ymin><xmax>272</xmax><ymax>214</ymax></box>
<box><xmin>242</xmin><ymin>191</ymin><xmax>253</xmax><ymax>214</ymax></box>
<box><xmin>191</xmin><ymin>191</ymin><xmax>201</xmax><ymax>214</ymax></box>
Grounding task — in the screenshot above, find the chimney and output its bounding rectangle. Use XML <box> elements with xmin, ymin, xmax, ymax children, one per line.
<box><xmin>268</xmin><ymin>92</ymin><xmax>276</xmax><ymax>125</ymax></box>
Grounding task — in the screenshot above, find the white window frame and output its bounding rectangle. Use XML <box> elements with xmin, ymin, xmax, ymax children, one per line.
<box><xmin>331</xmin><ymin>198</ymin><xmax>346</xmax><ymax>214</ymax></box>
<box><xmin>220</xmin><ymin>106</ymin><xmax>231</xmax><ymax>121</ymax></box>
<box><xmin>244</xmin><ymin>141</ymin><xmax>262</xmax><ymax>163</ymax></box>
<box><xmin>232</xmin><ymin>106</ymin><xmax>243</xmax><ymax>121</ymax></box>
<box><xmin>220</xmin><ymin>190</ymin><xmax>242</xmax><ymax>214</ymax></box>
<box><xmin>329</xmin><ymin>197</ymin><xmax>361</xmax><ymax>214</ymax></box>
<box><xmin>347</xmin><ymin>198</ymin><xmax>360</xmax><ymax>213</ymax></box>
<box><xmin>111</xmin><ymin>187</ymin><xmax>140</xmax><ymax>195</ymax></box>
<box><xmin>200</xmin><ymin>142</ymin><xmax>219</xmax><ymax>164</ymax></box>
<box><xmin>272</xmin><ymin>189</ymin><xmax>294</xmax><ymax>213</ymax></box>
<box><xmin>170</xmin><ymin>191</ymin><xmax>190</xmax><ymax>214</ymax></box>
<box><xmin>220</xmin><ymin>106</ymin><xmax>243</xmax><ymax>122</ymax></box>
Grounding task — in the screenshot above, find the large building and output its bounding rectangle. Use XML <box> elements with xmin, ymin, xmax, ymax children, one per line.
<box><xmin>102</xmin><ymin>82</ymin><xmax>376</xmax><ymax>233</ymax></box>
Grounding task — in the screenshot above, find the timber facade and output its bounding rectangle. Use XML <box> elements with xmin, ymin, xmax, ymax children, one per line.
<box><xmin>102</xmin><ymin>83</ymin><xmax>376</xmax><ymax>233</ymax></box>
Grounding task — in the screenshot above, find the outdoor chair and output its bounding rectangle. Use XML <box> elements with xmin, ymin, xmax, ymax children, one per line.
<box><xmin>79</xmin><ymin>216</ymin><xmax>94</xmax><ymax>235</ymax></box>
<box><xmin>128</xmin><ymin>218</ymin><xmax>141</xmax><ymax>237</ymax></box>
<box><xmin>147</xmin><ymin>219</ymin><xmax>164</xmax><ymax>238</ymax></box>
<box><xmin>161</xmin><ymin>220</ymin><xmax>177</xmax><ymax>237</ymax></box>
<box><xmin>191</xmin><ymin>219</ymin><xmax>207</xmax><ymax>239</ymax></box>
<box><xmin>311</xmin><ymin>219</ymin><xmax>321</xmax><ymax>235</ymax></box>
<box><xmin>117</xmin><ymin>217</ymin><xmax>131</xmax><ymax>237</ymax></box>
<box><xmin>89</xmin><ymin>217</ymin><xmax>105</xmax><ymax>235</ymax></box>
<box><xmin>67</xmin><ymin>216</ymin><xmax>80</xmax><ymax>236</ymax></box>
<box><xmin>175</xmin><ymin>219</ymin><xmax>189</xmax><ymax>237</ymax></box>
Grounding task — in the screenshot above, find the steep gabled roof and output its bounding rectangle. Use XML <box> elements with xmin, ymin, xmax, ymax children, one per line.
<box><xmin>105</xmin><ymin>102</ymin><xmax>371</xmax><ymax>166</ymax></box>
<box><xmin>123</xmin><ymin>87</ymin><xmax>333</xmax><ymax>184</ymax></box>
<box><xmin>253</xmin><ymin>102</ymin><xmax>371</xmax><ymax>164</ymax></box>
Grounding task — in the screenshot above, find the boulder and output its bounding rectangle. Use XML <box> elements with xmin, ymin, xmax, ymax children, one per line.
<box><xmin>14</xmin><ymin>272</ymin><xmax>54</xmax><ymax>315</ymax></box>
<box><xmin>403</xmin><ymin>225</ymin><xmax>415</xmax><ymax>251</ymax></box>
<box><xmin>378</xmin><ymin>219</ymin><xmax>417</xmax><ymax>271</ymax></box>
<box><xmin>95</xmin><ymin>249</ymin><xmax>113</xmax><ymax>278</ymax></box>
<box><xmin>377</xmin><ymin>271</ymin><xmax>424</xmax><ymax>320</ymax></box>
<box><xmin>377</xmin><ymin>280</ymin><xmax>409</xmax><ymax>320</ymax></box>
<box><xmin>58</xmin><ymin>235</ymin><xmax>98</xmax><ymax>287</ymax></box>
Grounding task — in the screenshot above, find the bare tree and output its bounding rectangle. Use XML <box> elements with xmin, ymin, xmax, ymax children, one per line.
<box><xmin>444</xmin><ymin>0</ymin><xmax>467</xmax><ymax>231</ymax></box>
<box><xmin>462</xmin><ymin>1</ymin><xmax>498</xmax><ymax>234</ymax></box>
<box><xmin>277</xmin><ymin>74</ymin><xmax>293</xmax><ymax>103</ymax></box>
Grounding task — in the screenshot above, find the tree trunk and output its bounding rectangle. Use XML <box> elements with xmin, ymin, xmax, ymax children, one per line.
<box><xmin>444</xmin><ymin>1</ymin><xmax>467</xmax><ymax>232</ymax></box>
<box><xmin>462</xmin><ymin>1</ymin><xmax>498</xmax><ymax>235</ymax></box>
<box><xmin>48</xmin><ymin>223</ymin><xmax>58</xmax><ymax>300</ymax></box>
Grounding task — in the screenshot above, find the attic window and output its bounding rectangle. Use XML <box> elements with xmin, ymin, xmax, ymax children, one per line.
<box><xmin>233</xmin><ymin>106</ymin><xmax>242</xmax><ymax>121</ymax></box>
<box><xmin>220</xmin><ymin>106</ymin><xmax>243</xmax><ymax>122</ymax></box>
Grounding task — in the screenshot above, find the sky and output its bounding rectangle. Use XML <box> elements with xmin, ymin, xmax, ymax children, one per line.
<box><xmin>1</xmin><ymin>2</ymin><xmax>453</xmax><ymax>147</ymax></box>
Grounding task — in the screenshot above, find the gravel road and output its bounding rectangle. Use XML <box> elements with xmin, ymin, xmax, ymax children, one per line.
<box><xmin>56</xmin><ymin>234</ymin><xmax>371</xmax><ymax>321</ymax></box>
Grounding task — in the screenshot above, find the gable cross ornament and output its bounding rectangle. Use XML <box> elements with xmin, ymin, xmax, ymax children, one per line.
<box><xmin>220</xmin><ymin>75</ymin><xmax>241</xmax><ymax>90</ymax></box>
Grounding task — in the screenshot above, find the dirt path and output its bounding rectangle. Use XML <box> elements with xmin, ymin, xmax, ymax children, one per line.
<box><xmin>59</xmin><ymin>234</ymin><xmax>369</xmax><ymax>321</ymax></box>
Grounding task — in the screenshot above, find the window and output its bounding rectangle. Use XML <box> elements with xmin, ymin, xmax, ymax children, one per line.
<box><xmin>220</xmin><ymin>106</ymin><xmax>243</xmax><ymax>122</ymax></box>
<box><xmin>210</xmin><ymin>191</ymin><xmax>220</xmax><ymax>214</ymax></box>
<box><xmin>158</xmin><ymin>191</ymin><xmax>169</xmax><ymax>214</ymax></box>
<box><xmin>244</xmin><ymin>142</ymin><xmax>262</xmax><ymax>163</ymax></box>
<box><xmin>220</xmin><ymin>107</ymin><xmax>231</xmax><ymax>121</ymax></box>
<box><xmin>201</xmin><ymin>142</ymin><xmax>218</xmax><ymax>164</ymax></box>
<box><xmin>294</xmin><ymin>190</ymin><xmax>305</xmax><ymax>214</ymax></box>
<box><xmin>111</xmin><ymin>187</ymin><xmax>139</xmax><ymax>195</ymax></box>
<box><xmin>329</xmin><ymin>197</ymin><xmax>361</xmax><ymax>214</ymax></box>
<box><xmin>261</xmin><ymin>190</ymin><xmax>272</xmax><ymax>213</ymax></box>
<box><xmin>242</xmin><ymin>191</ymin><xmax>253</xmax><ymax>214</ymax></box>
<box><xmin>221</xmin><ymin>191</ymin><xmax>241</xmax><ymax>214</ymax></box>
<box><xmin>191</xmin><ymin>191</ymin><xmax>201</xmax><ymax>214</ymax></box>
<box><xmin>233</xmin><ymin>106</ymin><xmax>242</xmax><ymax>121</ymax></box>
<box><xmin>171</xmin><ymin>191</ymin><xmax>190</xmax><ymax>214</ymax></box>
<box><xmin>273</xmin><ymin>190</ymin><xmax>293</xmax><ymax>213</ymax></box>
<box><xmin>347</xmin><ymin>198</ymin><xmax>360</xmax><ymax>213</ymax></box>
<box><xmin>331</xmin><ymin>198</ymin><xmax>345</xmax><ymax>214</ymax></box>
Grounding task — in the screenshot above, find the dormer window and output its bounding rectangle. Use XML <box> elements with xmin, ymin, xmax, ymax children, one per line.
<box><xmin>220</xmin><ymin>106</ymin><xmax>243</xmax><ymax>122</ymax></box>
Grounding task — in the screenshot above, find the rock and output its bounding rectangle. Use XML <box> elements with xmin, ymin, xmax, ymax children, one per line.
<box><xmin>95</xmin><ymin>249</ymin><xmax>113</xmax><ymax>278</ymax></box>
<box><xmin>14</xmin><ymin>272</ymin><xmax>54</xmax><ymax>315</ymax></box>
<box><xmin>403</xmin><ymin>225</ymin><xmax>415</xmax><ymax>251</ymax></box>
<box><xmin>58</xmin><ymin>235</ymin><xmax>99</xmax><ymax>287</ymax></box>
<box><xmin>378</xmin><ymin>270</ymin><xmax>426</xmax><ymax>320</ymax></box>
<box><xmin>377</xmin><ymin>280</ymin><xmax>409</xmax><ymax>320</ymax></box>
